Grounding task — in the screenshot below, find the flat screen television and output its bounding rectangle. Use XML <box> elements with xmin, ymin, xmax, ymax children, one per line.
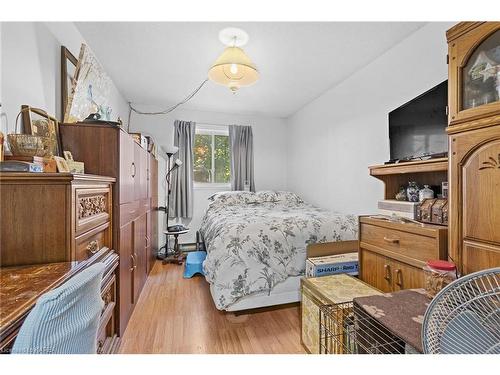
<box><xmin>389</xmin><ymin>80</ymin><xmax>448</xmax><ymax>162</ymax></box>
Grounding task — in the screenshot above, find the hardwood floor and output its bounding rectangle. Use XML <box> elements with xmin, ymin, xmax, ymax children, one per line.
<box><xmin>119</xmin><ymin>260</ymin><xmax>305</xmax><ymax>354</ymax></box>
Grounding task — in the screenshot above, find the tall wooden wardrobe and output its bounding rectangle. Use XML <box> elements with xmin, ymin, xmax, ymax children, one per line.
<box><xmin>446</xmin><ymin>22</ymin><xmax>500</xmax><ymax>275</ymax></box>
<box><xmin>60</xmin><ymin>123</ymin><xmax>159</xmax><ymax>335</ymax></box>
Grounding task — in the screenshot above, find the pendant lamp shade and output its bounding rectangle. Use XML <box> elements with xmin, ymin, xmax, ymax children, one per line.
<box><xmin>208</xmin><ymin>46</ymin><xmax>259</xmax><ymax>92</ymax></box>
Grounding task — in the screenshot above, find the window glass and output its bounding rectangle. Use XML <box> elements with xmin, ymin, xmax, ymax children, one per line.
<box><xmin>214</xmin><ymin>135</ymin><xmax>230</xmax><ymax>183</ymax></box>
<box><xmin>193</xmin><ymin>129</ymin><xmax>231</xmax><ymax>184</ymax></box>
<box><xmin>193</xmin><ymin>134</ymin><xmax>212</xmax><ymax>183</ymax></box>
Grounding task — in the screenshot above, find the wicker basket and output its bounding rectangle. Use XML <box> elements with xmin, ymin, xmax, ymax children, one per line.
<box><xmin>7</xmin><ymin>134</ymin><xmax>55</xmax><ymax>157</ymax></box>
<box><xmin>7</xmin><ymin>106</ymin><xmax>57</xmax><ymax>157</ymax></box>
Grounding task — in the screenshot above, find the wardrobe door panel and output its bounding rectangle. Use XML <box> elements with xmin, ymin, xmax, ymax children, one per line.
<box><xmin>359</xmin><ymin>248</ymin><xmax>393</xmax><ymax>293</ymax></box>
<box><xmin>120</xmin><ymin>132</ymin><xmax>136</xmax><ymax>204</ymax></box>
<box><xmin>392</xmin><ymin>260</ymin><xmax>425</xmax><ymax>291</ymax></box>
<box><xmin>119</xmin><ymin>222</ymin><xmax>134</xmax><ymax>335</ymax></box>
<box><xmin>133</xmin><ymin>143</ymin><xmax>148</xmax><ymax>201</ymax></box>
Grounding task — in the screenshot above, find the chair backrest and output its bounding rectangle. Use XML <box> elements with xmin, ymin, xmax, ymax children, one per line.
<box><xmin>12</xmin><ymin>263</ymin><xmax>105</xmax><ymax>354</ymax></box>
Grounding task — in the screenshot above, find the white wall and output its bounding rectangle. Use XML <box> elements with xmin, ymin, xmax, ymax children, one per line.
<box><xmin>286</xmin><ymin>22</ymin><xmax>455</xmax><ymax>216</ymax></box>
<box><xmin>0</xmin><ymin>22</ymin><xmax>129</xmax><ymax>134</ymax></box>
<box><xmin>129</xmin><ymin>107</ymin><xmax>287</xmax><ymax>243</ymax></box>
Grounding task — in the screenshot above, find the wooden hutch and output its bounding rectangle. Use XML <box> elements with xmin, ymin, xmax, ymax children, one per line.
<box><xmin>359</xmin><ymin>160</ymin><xmax>449</xmax><ymax>292</ymax></box>
<box><xmin>446</xmin><ymin>22</ymin><xmax>500</xmax><ymax>275</ymax></box>
<box><xmin>360</xmin><ymin>21</ymin><xmax>500</xmax><ymax>290</ymax></box>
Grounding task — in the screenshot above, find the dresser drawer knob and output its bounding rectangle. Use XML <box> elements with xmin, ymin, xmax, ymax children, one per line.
<box><xmin>395</xmin><ymin>269</ymin><xmax>403</xmax><ymax>286</ymax></box>
<box><xmin>383</xmin><ymin>236</ymin><xmax>400</xmax><ymax>244</ymax></box>
<box><xmin>87</xmin><ymin>240</ymin><xmax>99</xmax><ymax>254</ymax></box>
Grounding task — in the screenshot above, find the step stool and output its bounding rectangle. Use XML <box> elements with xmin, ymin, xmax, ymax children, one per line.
<box><xmin>183</xmin><ymin>251</ymin><xmax>207</xmax><ymax>278</ymax></box>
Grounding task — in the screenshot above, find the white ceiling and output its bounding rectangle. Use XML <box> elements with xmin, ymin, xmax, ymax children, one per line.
<box><xmin>75</xmin><ymin>22</ymin><xmax>425</xmax><ymax>118</ymax></box>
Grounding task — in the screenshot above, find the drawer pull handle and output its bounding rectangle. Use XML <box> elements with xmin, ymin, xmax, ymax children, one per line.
<box><xmin>87</xmin><ymin>240</ymin><xmax>99</xmax><ymax>254</ymax></box>
<box><xmin>130</xmin><ymin>254</ymin><xmax>136</xmax><ymax>272</ymax></box>
<box><xmin>384</xmin><ymin>264</ymin><xmax>391</xmax><ymax>281</ymax></box>
<box><xmin>383</xmin><ymin>236</ymin><xmax>400</xmax><ymax>244</ymax></box>
<box><xmin>395</xmin><ymin>269</ymin><xmax>403</xmax><ymax>286</ymax></box>
<box><xmin>131</xmin><ymin>162</ymin><xmax>136</xmax><ymax>178</ymax></box>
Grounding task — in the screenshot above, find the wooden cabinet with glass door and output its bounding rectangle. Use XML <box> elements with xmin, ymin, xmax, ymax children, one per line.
<box><xmin>447</xmin><ymin>22</ymin><xmax>500</xmax><ymax>275</ymax></box>
<box><xmin>447</xmin><ymin>22</ymin><xmax>500</xmax><ymax>130</ymax></box>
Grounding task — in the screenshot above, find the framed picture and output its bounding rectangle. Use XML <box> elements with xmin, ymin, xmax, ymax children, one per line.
<box><xmin>21</xmin><ymin>105</ymin><xmax>62</xmax><ymax>156</ymax></box>
<box><xmin>65</xmin><ymin>43</ymin><xmax>113</xmax><ymax>123</ymax></box>
<box><xmin>54</xmin><ymin>156</ymin><xmax>70</xmax><ymax>173</ymax></box>
<box><xmin>61</xmin><ymin>46</ymin><xmax>78</xmax><ymax>121</ymax></box>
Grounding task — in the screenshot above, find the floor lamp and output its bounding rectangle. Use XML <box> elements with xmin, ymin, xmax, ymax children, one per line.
<box><xmin>158</xmin><ymin>145</ymin><xmax>183</xmax><ymax>260</ymax></box>
<box><xmin>161</xmin><ymin>145</ymin><xmax>179</xmax><ymax>228</ymax></box>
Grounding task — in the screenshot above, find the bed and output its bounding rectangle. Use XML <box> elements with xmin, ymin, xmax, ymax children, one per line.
<box><xmin>199</xmin><ymin>191</ymin><xmax>358</xmax><ymax>311</ymax></box>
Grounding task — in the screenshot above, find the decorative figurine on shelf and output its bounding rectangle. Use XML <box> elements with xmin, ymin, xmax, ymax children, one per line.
<box><xmin>395</xmin><ymin>186</ymin><xmax>407</xmax><ymax>201</ymax></box>
<box><xmin>406</xmin><ymin>181</ymin><xmax>420</xmax><ymax>202</ymax></box>
<box><xmin>419</xmin><ymin>185</ymin><xmax>435</xmax><ymax>202</ymax></box>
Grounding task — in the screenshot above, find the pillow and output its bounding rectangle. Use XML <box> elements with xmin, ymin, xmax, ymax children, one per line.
<box><xmin>256</xmin><ymin>191</ymin><xmax>304</xmax><ymax>205</ymax></box>
<box><xmin>207</xmin><ymin>191</ymin><xmax>258</xmax><ymax>205</ymax></box>
<box><xmin>255</xmin><ymin>190</ymin><xmax>279</xmax><ymax>202</ymax></box>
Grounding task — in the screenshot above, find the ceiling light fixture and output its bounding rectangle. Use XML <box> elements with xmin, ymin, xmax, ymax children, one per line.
<box><xmin>208</xmin><ymin>27</ymin><xmax>259</xmax><ymax>93</ymax></box>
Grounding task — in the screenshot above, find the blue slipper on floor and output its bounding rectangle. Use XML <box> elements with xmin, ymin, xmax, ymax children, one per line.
<box><xmin>183</xmin><ymin>251</ymin><xmax>207</xmax><ymax>278</ymax></box>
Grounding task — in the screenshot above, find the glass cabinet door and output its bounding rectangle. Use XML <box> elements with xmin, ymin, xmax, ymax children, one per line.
<box><xmin>462</xmin><ymin>30</ymin><xmax>500</xmax><ymax>110</ymax></box>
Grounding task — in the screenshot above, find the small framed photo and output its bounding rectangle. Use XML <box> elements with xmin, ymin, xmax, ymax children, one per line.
<box><xmin>63</xmin><ymin>150</ymin><xmax>74</xmax><ymax>161</ymax></box>
<box><xmin>21</xmin><ymin>105</ymin><xmax>62</xmax><ymax>156</ymax></box>
<box><xmin>54</xmin><ymin>156</ymin><xmax>70</xmax><ymax>173</ymax></box>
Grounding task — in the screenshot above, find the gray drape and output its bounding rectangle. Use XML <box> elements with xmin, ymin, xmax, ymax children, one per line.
<box><xmin>170</xmin><ymin>120</ymin><xmax>196</xmax><ymax>219</ymax></box>
<box><xmin>229</xmin><ymin>125</ymin><xmax>255</xmax><ymax>192</ymax></box>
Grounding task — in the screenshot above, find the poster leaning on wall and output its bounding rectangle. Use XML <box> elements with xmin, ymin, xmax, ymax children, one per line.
<box><xmin>64</xmin><ymin>43</ymin><xmax>113</xmax><ymax>123</ymax></box>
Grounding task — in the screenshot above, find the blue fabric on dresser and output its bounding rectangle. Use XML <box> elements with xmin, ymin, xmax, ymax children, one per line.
<box><xmin>11</xmin><ymin>263</ymin><xmax>105</xmax><ymax>354</ymax></box>
<box><xmin>184</xmin><ymin>251</ymin><xmax>207</xmax><ymax>278</ymax></box>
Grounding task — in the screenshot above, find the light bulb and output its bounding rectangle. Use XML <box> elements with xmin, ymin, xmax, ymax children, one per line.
<box><xmin>230</xmin><ymin>64</ymin><xmax>238</xmax><ymax>74</ymax></box>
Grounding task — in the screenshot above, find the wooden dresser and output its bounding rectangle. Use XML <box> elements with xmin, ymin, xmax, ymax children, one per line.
<box><xmin>0</xmin><ymin>173</ymin><xmax>115</xmax><ymax>266</ymax></box>
<box><xmin>59</xmin><ymin>122</ymin><xmax>159</xmax><ymax>335</ymax></box>
<box><xmin>0</xmin><ymin>172</ymin><xmax>119</xmax><ymax>353</ymax></box>
<box><xmin>446</xmin><ymin>22</ymin><xmax>500</xmax><ymax>275</ymax></box>
<box><xmin>359</xmin><ymin>216</ymin><xmax>448</xmax><ymax>292</ymax></box>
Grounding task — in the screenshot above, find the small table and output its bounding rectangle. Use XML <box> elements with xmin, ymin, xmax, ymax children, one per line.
<box><xmin>158</xmin><ymin>229</ymin><xmax>189</xmax><ymax>265</ymax></box>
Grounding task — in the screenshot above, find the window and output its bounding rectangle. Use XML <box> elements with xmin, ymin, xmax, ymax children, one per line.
<box><xmin>193</xmin><ymin>126</ymin><xmax>231</xmax><ymax>186</ymax></box>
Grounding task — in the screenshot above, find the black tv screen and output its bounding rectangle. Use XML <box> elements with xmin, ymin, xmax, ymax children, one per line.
<box><xmin>389</xmin><ymin>81</ymin><xmax>448</xmax><ymax>161</ymax></box>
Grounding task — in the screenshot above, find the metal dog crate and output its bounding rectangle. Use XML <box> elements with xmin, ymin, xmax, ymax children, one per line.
<box><xmin>319</xmin><ymin>302</ymin><xmax>406</xmax><ymax>354</ymax></box>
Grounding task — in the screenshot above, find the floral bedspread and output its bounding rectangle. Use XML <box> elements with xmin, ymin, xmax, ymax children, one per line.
<box><xmin>199</xmin><ymin>191</ymin><xmax>358</xmax><ymax>310</ymax></box>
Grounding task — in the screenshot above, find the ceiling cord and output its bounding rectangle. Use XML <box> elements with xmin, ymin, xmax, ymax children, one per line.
<box><xmin>128</xmin><ymin>78</ymin><xmax>209</xmax><ymax>116</ymax></box>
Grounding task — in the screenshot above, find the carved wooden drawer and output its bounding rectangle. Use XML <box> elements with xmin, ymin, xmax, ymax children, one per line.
<box><xmin>74</xmin><ymin>223</ymin><xmax>111</xmax><ymax>261</ymax></box>
<box><xmin>75</xmin><ymin>187</ymin><xmax>112</xmax><ymax>236</ymax></box>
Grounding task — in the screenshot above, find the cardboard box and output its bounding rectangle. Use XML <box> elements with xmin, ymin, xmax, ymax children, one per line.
<box><xmin>306</xmin><ymin>252</ymin><xmax>359</xmax><ymax>278</ymax></box>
